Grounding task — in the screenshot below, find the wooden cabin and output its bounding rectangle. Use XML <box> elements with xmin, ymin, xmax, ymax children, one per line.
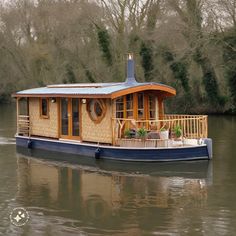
<box><xmin>13</xmin><ymin>54</ymin><xmax>208</xmax><ymax>148</ymax></box>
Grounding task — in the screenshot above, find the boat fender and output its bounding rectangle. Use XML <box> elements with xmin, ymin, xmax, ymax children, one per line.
<box><xmin>95</xmin><ymin>148</ymin><xmax>101</xmax><ymax>159</ymax></box>
<box><xmin>27</xmin><ymin>139</ymin><xmax>32</xmax><ymax>149</ymax></box>
<box><xmin>203</xmin><ymin>138</ymin><xmax>213</xmax><ymax>159</ymax></box>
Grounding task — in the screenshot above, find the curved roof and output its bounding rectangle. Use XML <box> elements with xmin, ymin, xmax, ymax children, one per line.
<box><xmin>13</xmin><ymin>81</ymin><xmax>176</xmax><ymax>99</ymax></box>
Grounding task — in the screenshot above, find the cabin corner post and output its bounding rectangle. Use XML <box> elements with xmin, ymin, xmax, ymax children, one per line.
<box><xmin>16</xmin><ymin>97</ymin><xmax>19</xmax><ymax>135</ymax></box>
<box><xmin>111</xmin><ymin>117</ymin><xmax>115</xmax><ymax>146</ymax></box>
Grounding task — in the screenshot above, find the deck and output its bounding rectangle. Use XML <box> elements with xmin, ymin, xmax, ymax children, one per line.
<box><xmin>112</xmin><ymin>114</ymin><xmax>208</xmax><ymax>147</ymax></box>
<box><xmin>17</xmin><ymin>114</ymin><xmax>208</xmax><ymax>148</ymax></box>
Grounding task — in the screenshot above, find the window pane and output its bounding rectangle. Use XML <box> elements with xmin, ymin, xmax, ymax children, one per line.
<box><xmin>94</xmin><ymin>101</ymin><xmax>103</xmax><ymax>117</ymax></box>
<box><xmin>72</xmin><ymin>98</ymin><xmax>80</xmax><ymax>136</ymax></box>
<box><xmin>126</xmin><ymin>94</ymin><xmax>133</xmax><ymax>118</ymax></box>
<box><xmin>61</xmin><ymin>98</ymin><xmax>68</xmax><ymax>135</ymax></box>
<box><xmin>149</xmin><ymin>95</ymin><xmax>156</xmax><ymax>119</ymax></box>
<box><xmin>42</xmin><ymin>98</ymin><xmax>48</xmax><ymax>116</ymax></box>
<box><xmin>138</xmin><ymin>93</ymin><xmax>144</xmax><ymax>119</ymax></box>
<box><xmin>116</xmin><ymin>97</ymin><xmax>124</xmax><ymax>118</ymax></box>
<box><xmin>116</xmin><ymin>112</ymin><xmax>123</xmax><ymax>118</ymax></box>
<box><xmin>127</xmin><ymin>111</ymin><xmax>133</xmax><ymax>118</ymax></box>
<box><xmin>138</xmin><ymin>109</ymin><xmax>144</xmax><ymax>119</ymax></box>
<box><xmin>116</xmin><ymin>103</ymin><xmax>123</xmax><ymax>111</ymax></box>
<box><xmin>138</xmin><ymin>93</ymin><xmax>144</xmax><ymax>109</ymax></box>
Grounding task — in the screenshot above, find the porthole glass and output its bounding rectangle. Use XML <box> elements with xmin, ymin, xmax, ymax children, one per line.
<box><xmin>94</xmin><ymin>101</ymin><xmax>103</xmax><ymax>117</ymax></box>
<box><xmin>87</xmin><ymin>99</ymin><xmax>106</xmax><ymax>123</ymax></box>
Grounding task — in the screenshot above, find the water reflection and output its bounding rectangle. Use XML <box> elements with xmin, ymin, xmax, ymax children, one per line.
<box><xmin>14</xmin><ymin>148</ymin><xmax>212</xmax><ymax>235</ymax></box>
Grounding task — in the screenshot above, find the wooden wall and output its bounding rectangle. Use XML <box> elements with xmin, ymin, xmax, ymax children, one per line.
<box><xmin>29</xmin><ymin>98</ymin><xmax>58</xmax><ymax>138</ymax></box>
<box><xmin>81</xmin><ymin>99</ymin><xmax>112</xmax><ymax>144</ymax></box>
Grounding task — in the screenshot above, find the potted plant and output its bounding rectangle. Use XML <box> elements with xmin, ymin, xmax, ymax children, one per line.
<box><xmin>124</xmin><ymin>129</ymin><xmax>132</xmax><ymax>139</ymax></box>
<box><xmin>137</xmin><ymin>127</ymin><xmax>147</xmax><ymax>141</ymax></box>
<box><xmin>173</xmin><ymin>125</ymin><xmax>182</xmax><ymax>140</ymax></box>
<box><xmin>159</xmin><ymin>127</ymin><xmax>169</xmax><ymax>140</ymax></box>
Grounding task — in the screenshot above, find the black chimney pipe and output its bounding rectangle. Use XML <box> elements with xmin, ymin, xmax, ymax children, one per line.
<box><xmin>125</xmin><ymin>53</ymin><xmax>137</xmax><ymax>84</ymax></box>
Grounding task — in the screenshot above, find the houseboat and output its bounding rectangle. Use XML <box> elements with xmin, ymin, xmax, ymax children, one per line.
<box><xmin>13</xmin><ymin>54</ymin><xmax>212</xmax><ymax>162</ymax></box>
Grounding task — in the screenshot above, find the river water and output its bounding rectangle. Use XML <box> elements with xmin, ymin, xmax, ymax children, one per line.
<box><xmin>0</xmin><ymin>104</ymin><xmax>236</xmax><ymax>235</ymax></box>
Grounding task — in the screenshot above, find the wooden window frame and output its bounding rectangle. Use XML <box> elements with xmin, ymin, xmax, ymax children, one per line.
<box><xmin>86</xmin><ymin>98</ymin><xmax>107</xmax><ymax>124</ymax></box>
<box><xmin>40</xmin><ymin>97</ymin><xmax>49</xmax><ymax>119</ymax></box>
<box><xmin>137</xmin><ymin>92</ymin><xmax>145</xmax><ymax>119</ymax></box>
<box><xmin>115</xmin><ymin>92</ymin><xmax>157</xmax><ymax>121</ymax></box>
<box><xmin>126</xmin><ymin>94</ymin><xmax>133</xmax><ymax>119</ymax></box>
<box><xmin>115</xmin><ymin>97</ymin><xmax>124</xmax><ymax>118</ymax></box>
<box><xmin>148</xmin><ymin>94</ymin><xmax>156</xmax><ymax>120</ymax></box>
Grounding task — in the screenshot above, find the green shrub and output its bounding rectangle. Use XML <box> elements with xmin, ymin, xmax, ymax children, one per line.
<box><xmin>140</xmin><ymin>41</ymin><xmax>154</xmax><ymax>82</ymax></box>
<box><xmin>97</xmin><ymin>27</ymin><xmax>112</xmax><ymax>66</ymax></box>
<box><xmin>137</xmin><ymin>127</ymin><xmax>147</xmax><ymax>139</ymax></box>
<box><xmin>173</xmin><ymin>125</ymin><xmax>182</xmax><ymax>138</ymax></box>
<box><xmin>124</xmin><ymin>129</ymin><xmax>132</xmax><ymax>138</ymax></box>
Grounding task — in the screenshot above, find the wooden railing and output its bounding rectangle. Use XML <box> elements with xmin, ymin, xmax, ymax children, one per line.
<box><xmin>112</xmin><ymin>114</ymin><xmax>208</xmax><ymax>142</ymax></box>
<box><xmin>163</xmin><ymin>114</ymin><xmax>208</xmax><ymax>139</ymax></box>
<box><xmin>17</xmin><ymin>115</ymin><xmax>30</xmax><ymax>136</ymax></box>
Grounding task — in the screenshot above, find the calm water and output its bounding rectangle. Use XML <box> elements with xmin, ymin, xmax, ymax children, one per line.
<box><xmin>0</xmin><ymin>104</ymin><xmax>236</xmax><ymax>235</ymax></box>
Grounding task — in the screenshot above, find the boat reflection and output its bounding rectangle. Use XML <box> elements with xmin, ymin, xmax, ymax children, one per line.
<box><xmin>15</xmin><ymin>147</ymin><xmax>213</xmax><ymax>234</ymax></box>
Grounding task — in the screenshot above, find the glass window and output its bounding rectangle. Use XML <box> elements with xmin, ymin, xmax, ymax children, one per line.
<box><xmin>94</xmin><ymin>101</ymin><xmax>103</xmax><ymax>117</ymax></box>
<box><xmin>138</xmin><ymin>93</ymin><xmax>144</xmax><ymax>119</ymax></box>
<box><xmin>149</xmin><ymin>95</ymin><xmax>156</xmax><ymax>119</ymax></box>
<box><xmin>87</xmin><ymin>99</ymin><xmax>106</xmax><ymax>123</ymax></box>
<box><xmin>116</xmin><ymin>97</ymin><xmax>124</xmax><ymax>118</ymax></box>
<box><xmin>61</xmin><ymin>98</ymin><xmax>68</xmax><ymax>135</ymax></box>
<box><xmin>126</xmin><ymin>94</ymin><xmax>133</xmax><ymax>118</ymax></box>
<box><xmin>40</xmin><ymin>98</ymin><xmax>49</xmax><ymax>118</ymax></box>
<box><xmin>72</xmin><ymin>98</ymin><xmax>80</xmax><ymax>136</ymax></box>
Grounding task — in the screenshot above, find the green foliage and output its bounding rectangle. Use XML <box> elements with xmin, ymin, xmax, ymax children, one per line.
<box><xmin>0</xmin><ymin>83</ymin><xmax>16</xmax><ymax>103</ymax></box>
<box><xmin>137</xmin><ymin>127</ymin><xmax>147</xmax><ymax>139</ymax></box>
<box><xmin>170</xmin><ymin>61</ymin><xmax>190</xmax><ymax>93</ymax></box>
<box><xmin>173</xmin><ymin>125</ymin><xmax>182</xmax><ymax>138</ymax></box>
<box><xmin>85</xmin><ymin>69</ymin><xmax>95</xmax><ymax>83</ymax></box>
<box><xmin>97</xmin><ymin>27</ymin><xmax>113</xmax><ymax>67</ymax></box>
<box><xmin>66</xmin><ymin>65</ymin><xmax>76</xmax><ymax>83</ymax></box>
<box><xmin>37</xmin><ymin>80</ymin><xmax>46</xmax><ymax>87</ymax></box>
<box><xmin>159</xmin><ymin>46</ymin><xmax>190</xmax><ymax>94</ymax></box>
<box><xmin>203</xmin><ymin>71</ymin><xmax>218</xmax><ymax>102</ymax></box>
<box><xmin>193</xmin><ymin>48</ymin><xmax>222</xmax><ymax>106</ymax></box>
<box><xmin>80</xmin><ymin>63</ymin><xmax>96</xmax><ymax>83</ymax></box>
<box><xmin>140</xmin><ymin>41</ymin><xmax>154</xmax><ymax>81</ymax></box>
<box><xmin>0</xmin><ymin>0</ymin><xmax>234</xmax><ymax>113</ymax></box>
<box><xmin>159</xmin><ymin>46</ymin><xmax>174</xmax><ymax>62</ymax></box>
<box><xmin>124</xmin><ymin>129</ymin><xmax>132</xmax><ymax>138</ymax></box>
<box><xmin>223</xmin><ymin>32</ymin><xmax>236</xmax><ymax>112</ymax></box>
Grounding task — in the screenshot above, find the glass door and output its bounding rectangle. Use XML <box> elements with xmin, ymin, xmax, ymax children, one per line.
<box><xmin>60</xmin><ymin>98</ymin><xmax>80</xmax><ymax>139</ymax></box>
<box><xmin>61</xmin><ymin>98</ymin><xmax>69</xmax><ymax>136</ymax></box>
<box><xmin>72</xmin><ymin>98</ymin><xmax>80</xmax><ymax>137</ymax></box>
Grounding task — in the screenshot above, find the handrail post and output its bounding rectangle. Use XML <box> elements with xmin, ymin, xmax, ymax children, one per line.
<box><xmin>16</xmin><ymin>97</ymin><xmax>19</xmax><ymax>135</ymax></box>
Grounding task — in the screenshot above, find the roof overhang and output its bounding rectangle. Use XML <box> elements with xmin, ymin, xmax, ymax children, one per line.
<box><xmin>12</xmin><ymin>83</ymin><xmax>176</xmax><ymax>99</ymax></box>
<box><xmin>12</xmin><ymin>93</ymin><xmax>111</xmax><ymax>98</ymax></box>
<box><xmin>110</xmin><ymin>84</ymin><xmax>176</xmax><ymax>99</ymax></box>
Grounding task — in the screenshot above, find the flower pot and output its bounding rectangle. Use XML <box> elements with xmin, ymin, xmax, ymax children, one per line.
<box><xmin>159</xmin><ymin>130</ymin><xmax>169</xmax><ymax>140</ymax></box>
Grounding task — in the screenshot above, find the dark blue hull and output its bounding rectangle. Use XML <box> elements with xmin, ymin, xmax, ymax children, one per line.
<box><xmin>16</xmin><ymin>136</ymin><xmax>211</xmax><ymax>162</ymax></box>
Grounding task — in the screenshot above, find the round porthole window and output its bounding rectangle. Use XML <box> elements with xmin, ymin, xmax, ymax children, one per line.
<box><xmin>87</xmin><ymin>99</ymin><xmax>106</xmax><ymax>123</ymax></box>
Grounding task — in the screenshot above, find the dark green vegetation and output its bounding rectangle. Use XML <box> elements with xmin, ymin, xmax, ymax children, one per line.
<box><xmin>0</xmin><ymin>0</ymin><xmax>235</xmax><ymax>114</ymax></box>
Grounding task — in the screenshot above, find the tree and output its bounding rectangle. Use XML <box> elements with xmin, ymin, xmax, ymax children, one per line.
<box><xmin>168</xmin><ymin>0</ymin><xmax>222</xmax><ymax>106</ymax></box>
